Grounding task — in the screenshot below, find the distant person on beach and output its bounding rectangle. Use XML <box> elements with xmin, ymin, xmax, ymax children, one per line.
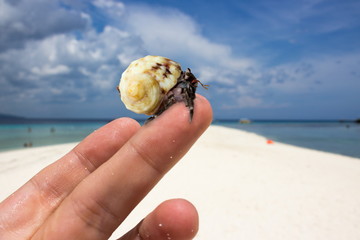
<box><xmin>23</xmin><ymin>142</ymin><xmax>33</xmax><ymax>148</ymax></box>
<box><xmin>0</xmin><ymin>96</ymin><xmax>212</xmax><ymax>240</ymax></box>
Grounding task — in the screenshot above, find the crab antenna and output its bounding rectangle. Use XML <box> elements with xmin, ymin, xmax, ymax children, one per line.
<box><xmin>199</xmin><ymin>81</ymin><xmax>209</xmax><ymax>90</ymax></box>
<box><xmin>192</xmin><ymin>79</ymin><xmax>209</xmax><ymax>89</ymax></box>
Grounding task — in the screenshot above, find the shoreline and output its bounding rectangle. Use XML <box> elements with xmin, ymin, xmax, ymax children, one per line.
<box><xmin>0</xmin><ymin>124</ymin><xmax>360</xmax><ymax>160</ymax></box>
<box><xmin>1</xmin><ymin>126</ymin><xmax>360</xmax><ymax>239</ymax></box>
<box><xmin>226</xmin><ymin>127</ymin><xmax>360</xmax><ymax>160</ymax></box>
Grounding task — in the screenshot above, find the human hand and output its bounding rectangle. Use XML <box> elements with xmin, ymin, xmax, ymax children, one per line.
<box><xmin>0</xmin><ymin>95</ymin><xmax>212</xmax><ymax>240</ymax></box>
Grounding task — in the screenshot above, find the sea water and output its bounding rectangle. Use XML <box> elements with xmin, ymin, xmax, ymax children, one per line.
<box><xmin>0</xmin><ymin>119</ymin><xmax>359</xmax><ymax>159</ymax></box>
<box><xmin>216</xmin><ymin>120</ymin><xmax>360</xmax><ymax>159</ymax></box>
<box><xmin>0</xmin><ymin>120</ymin><xmax>109</xmax><ymax>152</ymax></box>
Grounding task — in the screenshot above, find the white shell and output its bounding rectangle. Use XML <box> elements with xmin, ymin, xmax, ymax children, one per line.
<box><xmin>119</xmin><ymin>55</ymin><xmax>182</xmax><ymax>115</ymax></box>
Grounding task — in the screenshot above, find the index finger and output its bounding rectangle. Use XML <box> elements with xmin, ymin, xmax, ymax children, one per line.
<box><xmin>0</xmin><ymin>118</ymin><xmax>140</xmax><ymax>239</ymax></box>
<box><xmin>33</xmin><ymin>94</ymin><xmax>212</xmax><ymax>239</ymax></box>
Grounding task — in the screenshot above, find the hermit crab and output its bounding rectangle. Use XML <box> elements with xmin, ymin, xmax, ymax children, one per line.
<box><xmin>117</xmin><ymin>55</ymin><xmax>207</xmax><ymax>123</ymax></box>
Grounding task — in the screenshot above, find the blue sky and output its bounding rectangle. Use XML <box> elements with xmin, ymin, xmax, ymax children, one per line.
<box><xmin>0</xmin><ymin>0</ymin><xmax>359</xmax><ymax>120</ymax></box>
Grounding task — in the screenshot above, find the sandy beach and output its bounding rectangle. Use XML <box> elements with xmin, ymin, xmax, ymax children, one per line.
<box><xmin>1</xmin><ymin>125</ymin><xmax>360</xmax><ymax>239</ymax></box>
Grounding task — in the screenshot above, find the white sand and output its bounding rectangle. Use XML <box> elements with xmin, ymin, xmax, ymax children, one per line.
<box><xmin>1</xmin><ymin>126</ymin><xmax>360</xmax><ymax>239</ymax></box>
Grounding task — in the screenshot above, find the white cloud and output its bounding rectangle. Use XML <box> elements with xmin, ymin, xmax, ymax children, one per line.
<box><xmin>0</xmin><ymin>22</ymin><xmax>145</xmax><ymax>104</ymax></box>
<box><xmin>122</xmin><ymin>3</ymin><xmax>263</xmax><ymax>109</ymax></box>
<box><xmin>206</xmin><ymin>51</ymin><xmax>360</xmax><ymax>111</ymax></box>
<box><xmin>124</xmin><ymin>5</ymin><xmax>257</xmax><ymax>73</ymax></box>
<box><xmin>93</xmin><ymin>0</ymin><xmax>125</xmax><ymax>18</ymax></box>
<box><xmin>264</xmin><ymin>53</ymin><xmax>360</xmax><ymax>94</ymax></box>
<box><xmin>1</xmin><ymin>0</ymin><xmax>358</xmax><ymax>118</ymax></box>
<box><xmin>0</xmin><ymin>0</ymin><xmax>89</xmax><ymax>52</ymax></box>
<box><xmin>0</xmin><ymin>0</ymin><xmax>272</xmax><ymax>112</ymax></box>
<box><xmin>126</xmin><ymin>8</ymin><xmax>230</xmax><ymax>60</ymax></box>
<box><xmin>0</xmin><ymin>0</ymin><xmax>19</xmax><ymax>24</ymax></box>
<box><xmin>31</xmin><ymin>64</ymin><xmax>71</xmax><ymax>76</ymax></box>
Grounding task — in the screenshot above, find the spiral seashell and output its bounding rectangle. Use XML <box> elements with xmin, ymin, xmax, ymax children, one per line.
<box><xmin>118</xmin><ymin>55</ymin><xmax>182</xmax><ymax>115</ymax></box>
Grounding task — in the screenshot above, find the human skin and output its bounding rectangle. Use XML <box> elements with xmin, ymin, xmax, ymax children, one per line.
<box><xmin>0</xmin><ymin>94</ymin><xmax>212</xmax><ymax>240</ymax></box>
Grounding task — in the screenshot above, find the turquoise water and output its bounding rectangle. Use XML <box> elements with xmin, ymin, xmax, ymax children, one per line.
<box><xmin>216</xmin><ymin>120</ymin><xmax>360</xmax><ymax>159</ymax></box>
<box><xmin>0</xmin><ymin>119</ymin><xmax>359</xmax><ymax>159</ymax></box>
<box><xmin>0</xmin><ymin>121</ymin><xmax>108</xmax><ymax>151</ymax></box>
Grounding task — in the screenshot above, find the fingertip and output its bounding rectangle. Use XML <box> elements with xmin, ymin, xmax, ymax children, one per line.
<box><xmin>156</xmin><ymin>199</ymin><xmax>199</xmax><ymax>236</ymax></box>
<box><xmin>126</xmin><ymin>94</ymin><xmax>212</xmax><ymax>174</ymax></box>
<box><xmin>97</xmin><ymin>117</ymin><xmax>141</xmax><ymax>143</ymax></box>
<box><xmin>194</xmin><ymin>94</ymin><xmax>213</xmax><ymax>127</ymax></box>
<box><xmin>140</xmin><ymin>199</ymin><xmax>199</xmax><ymax>239</ymax></box>
<box><xmin>110</xmin><ymin>117</ymin><xmax>141</xmax><ymax>132</ymax></box>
